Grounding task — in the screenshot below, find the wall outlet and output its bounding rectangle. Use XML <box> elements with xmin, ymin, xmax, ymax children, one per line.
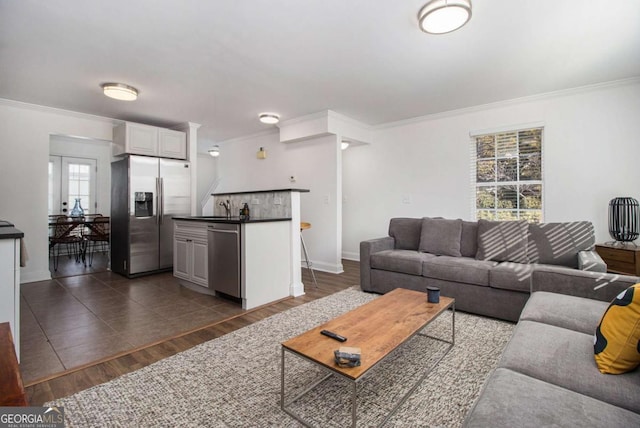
<box><xmin>274</xmin><ymin>197</ymin><xmax>282</xmax><ymax>205</ymax></box>
<box><xmin>252</xmin><ymin>199</ymin><xmax>260</xmax><ymax>205</ymax></box>
<box><xmin>323</xmin><ymin>195</ymin><xmax>330</xmax><ymax>205</ymax></box>
<box><xmin>402</xmin><ymin>195</ymin><xmax>411</xmax><ymax>204</ymax></box>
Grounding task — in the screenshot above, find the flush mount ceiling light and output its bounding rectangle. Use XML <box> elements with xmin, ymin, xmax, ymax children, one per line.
<box><xmin>208</xmin><ymin>146</ymin><xmax>220</xmax><ymax>157</ymax></box>
<box><xmin>101</xmin><ymin>82</ymin><xmax>138</xmax><ymax>101</ymax></box>
<box><xmin>259</xmin><ymin>112</ymin><xmax>280</xmax><ymax>124</ymax></box>
<box><xmin>418</xmin><ymin>0</ymin><xmax>472</xmax><ymax>34</ymax></box>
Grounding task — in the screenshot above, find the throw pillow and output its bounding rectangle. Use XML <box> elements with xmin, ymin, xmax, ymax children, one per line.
<box><xmin>476</xmin><ymin>219</ymin><xmax>528</xmax><ymax>263</ymax></box>
<box><xmin>527</xmin><ymin>221</ymin><xmax>595</xmax><ymax>268</ymax></box>
<box><xmin>418</xmin><ymin>218</ymin><xmax>462</xmax><ymax>257</ymax></box>
<box><xmin>594</xmin><ymin>283</ymin><xmax>640</xmax><ymax>374</ymax></box>
<box><xmin>388</xmin><ymin>218</ymin><xmax>423</xmax><ymax>250</ymax></box>
<box><xmin>460</xmin><ymin>220</ymin><xmax>478</xmax><ymax>258</ymax></box>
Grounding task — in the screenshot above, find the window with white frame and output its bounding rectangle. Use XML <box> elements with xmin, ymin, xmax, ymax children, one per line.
<box><xmin>472</xmin><ymin>127</ymin><xmax>543</xmax><ymax>222</ymax></box>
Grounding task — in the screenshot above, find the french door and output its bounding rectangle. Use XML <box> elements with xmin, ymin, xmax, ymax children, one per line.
<box><xmin>48</xmin><ymin>156</ymin><xmax>97</xmax><ymax>215</ymax></box>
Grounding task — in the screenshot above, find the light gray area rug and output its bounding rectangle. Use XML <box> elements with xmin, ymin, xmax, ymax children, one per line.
<box><xmin>48</xmin><ymin>287</ymin><xmax>514</xmax><ymax>427</ymax></box>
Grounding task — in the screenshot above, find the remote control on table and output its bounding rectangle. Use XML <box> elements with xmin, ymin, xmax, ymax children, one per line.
<box><xmin>321</xmin><ymin>329</ymin><xmax>347</xmax><ymax>342</ymax></box>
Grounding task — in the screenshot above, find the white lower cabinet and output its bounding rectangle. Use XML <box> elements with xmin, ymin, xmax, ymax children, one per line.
<box><xmin>0</xmin><ymin>232</ymin><xmax>21</xmax><ymax>361</ymax></box>
<box><xmin>191</xmin><ymin>239</ymin><xmax>208</xmax><ymax>285</ymax></box>
<box><xmin>173</xmin><ymin>221</ymin><xmax>208</xmax><ymax>287</ymax></box>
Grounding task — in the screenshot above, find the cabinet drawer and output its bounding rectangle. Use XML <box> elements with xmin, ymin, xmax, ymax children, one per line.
<box><xmin>596</xmin><ymin>246</ymin><xmax>635</xmax><ymax>263</ymax></box>
<box><xmin>605</xmin><ymin>259</ymin><xmax>636</xmax><ymax>275</ymax></box>
<box><xmin>174</xmin><ymin>220</ymin><xmax>208</xmax><ymax>239</ymax></box>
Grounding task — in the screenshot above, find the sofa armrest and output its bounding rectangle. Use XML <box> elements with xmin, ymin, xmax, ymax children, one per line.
<box><xmin>578</xmin><ymin>250</ymin><xmax>607</xmax><ymax>272</ymax></box>
<box><xmin>359</xmin><ymin>237</ymin><xmax>395</xmax><ymax>292</ymax></box>
<box><xmin>532</xmin><ymin>264</ymin><xmax>639</xmax><ymax>302</ymax></box>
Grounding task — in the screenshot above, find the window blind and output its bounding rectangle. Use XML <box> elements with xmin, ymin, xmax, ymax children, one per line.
<box><xmin>471</xmin><ymin>127</ymin><xmax>543</xmax><ymax>222</ymax></box>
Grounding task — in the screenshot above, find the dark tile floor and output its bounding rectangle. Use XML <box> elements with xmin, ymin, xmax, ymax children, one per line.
<box><xmin>20</xmin><ymin>262</ymin><xmax>246</xmax><ymax>384</ymax></box>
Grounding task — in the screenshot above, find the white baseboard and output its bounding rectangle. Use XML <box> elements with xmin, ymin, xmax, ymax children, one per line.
<box><xmin>341</xmin><ymin>251</ymin><xmax>360</xmax><ymax>261</ymax></box>
<box><xmin>290</xmin><ymin>280</ymin><xmax>305</xmax><ymax>297</ymax></box>
<box><xmin>20</xmin><ymin>269</ymin><xmax>52</xmax><ymax>284</ymax></box>
<box><xmin>301</xmin><ymin>260</ymin><xmax>343</xmax><ymax>274</ymax></box>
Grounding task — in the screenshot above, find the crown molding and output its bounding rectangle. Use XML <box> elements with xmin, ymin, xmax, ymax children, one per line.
<box><xmin>375</xmin><ymin>77</ymin><xmax>640</xmax><ymax>130</ymax></box>
<box><xmin>0</xmin><ymin>97</ymin><xmax>120</xmax><ymax>124</ymax></box>
<box><xmin>216</xmin><ymin>127</ymin><xmax>279</xmax><ymax>146</ymax></box>
<box><xmin>277</xmin><ymin>110</ymin><xmax>327</xmax><ymax>128</ymax></box>
<box><xmin>327</xmin><ymin>110</ymin><xmax>373</xmax><ymax>130</ymax></box>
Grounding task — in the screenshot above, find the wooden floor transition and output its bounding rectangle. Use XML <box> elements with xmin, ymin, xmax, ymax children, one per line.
<box><xmin>25</xmin><ymin>259</ymin><xmax>361</xmax><ymax>405</ymax></box>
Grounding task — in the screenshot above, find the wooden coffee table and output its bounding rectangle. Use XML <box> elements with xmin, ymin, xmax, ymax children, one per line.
<box><xmin>281</xmin><ymin>288</ymin><xmax>455</xmax><ymax>427</ymax></box>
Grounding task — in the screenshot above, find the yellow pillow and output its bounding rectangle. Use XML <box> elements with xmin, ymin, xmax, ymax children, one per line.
<box><xmin>594</xmin><ymin>283</ymin><xmax>640</xmax><ymax>374</ymax></box>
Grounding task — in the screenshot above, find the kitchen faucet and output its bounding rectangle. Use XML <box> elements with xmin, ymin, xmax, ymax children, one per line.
<box><xmin>219</xmin><ymin>199</ymin><xmax>231</xmax><ymax>218</ymax></box>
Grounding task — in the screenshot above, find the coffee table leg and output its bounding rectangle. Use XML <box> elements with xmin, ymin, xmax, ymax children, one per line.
<box><xmin>351</xmin><ymin>380</ymin><xmax>357</xmax><ymax>428</ymax></box>
<box><xmin>452</xmin><ymin>303</ymin><xmax>456</xmax><ymax>346</ymax></box>
<box><xmin>281</xmin><ymin>346</ymin><xmax>285</xmax><ymax>410</ymax></box>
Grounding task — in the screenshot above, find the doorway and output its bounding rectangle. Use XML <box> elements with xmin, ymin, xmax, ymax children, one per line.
<box><xmin>48</xmin><ymin>135</ymin><xmax>112</xmax><ymax>277</ymax></box>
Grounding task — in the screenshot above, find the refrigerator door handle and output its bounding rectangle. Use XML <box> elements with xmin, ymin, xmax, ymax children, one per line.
<box><xmin>155</xmin><ymin>177</ymin><xmax>160</xmax><ymax>226</ymax></box>
<box><xmin>159</xmin><ymin>177</ymin><xmax>164</xmax><ymax>225</ymax></box>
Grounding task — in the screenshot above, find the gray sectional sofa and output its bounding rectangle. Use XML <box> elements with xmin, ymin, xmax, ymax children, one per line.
<box><xmin>463</xmin><ymin>291</ymin><xmax>640</xmax><ymax>427</ymax></box>
<box><xmin>360</xmin><ymin>217</ymin><xmax>637</xmax><ymax>321</ymax></box>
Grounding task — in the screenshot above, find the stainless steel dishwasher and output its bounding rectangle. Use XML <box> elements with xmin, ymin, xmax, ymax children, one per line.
<box><xmin>207</xmin><ymin>223</ymin><xmax>241</xmax><ymax>298</ymax></box>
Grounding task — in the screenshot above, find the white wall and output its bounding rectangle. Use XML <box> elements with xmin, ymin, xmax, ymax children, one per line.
<box><xmin>216</xmin><ymin>131</ymin><xmax>343</xmax><ymax>273</ymax></box>
<box><xmin>196</xmin><ymin>153</ymin><xmax>218</xmax><ymax>215</ymax></box>
<box><xmin>342</xmin><ymin>80</ymin><xmax>640</xmax><ymax>259</ymax></box>
<box><xmin>49</xmin><ymin>135</ymin><xmax>113</xmax><ymax>216</ymax></box>
<box><xmin>0</xmin><ymin>102</ymin><xmax>115</xmax><ymax>283</ymax></box>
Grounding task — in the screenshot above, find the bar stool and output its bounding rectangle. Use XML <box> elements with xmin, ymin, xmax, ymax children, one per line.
<box><xmin>300</xmin><ymin>222</ymin><xmax>319</xmax><ymax>287</ymax></box>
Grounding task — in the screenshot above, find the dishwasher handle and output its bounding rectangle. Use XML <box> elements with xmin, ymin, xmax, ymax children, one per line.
<box><xmin>208</xmin><ymin>228</ymin><xmax>239</xmax><ymax>234</ymax></box>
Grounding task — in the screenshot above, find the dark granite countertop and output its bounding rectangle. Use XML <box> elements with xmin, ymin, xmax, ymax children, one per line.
<box><xmin>0</xmin><ymin>221</ymin><xmax>24</xmax><ymax>240</ymax></box>
<box><xmin>172</xmin><ymin>216</ymin><xmax>291</xmax><ymax>224</ymax></box>
<box><xmin>212</xmin><ymin>188</ymin><xmax>309</xmax><ymax>196</ymax></box>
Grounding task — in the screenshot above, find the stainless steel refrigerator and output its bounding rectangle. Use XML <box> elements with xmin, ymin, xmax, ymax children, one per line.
<box><xmin>111</xmin><ymin>155</ymin><xmax>191</xmax><ymax>277</ymax></box>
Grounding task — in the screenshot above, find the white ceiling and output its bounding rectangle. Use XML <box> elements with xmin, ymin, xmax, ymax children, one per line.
<box><xmin>1</xmin><ymin>1</ymin><xmax>639</xmax><ymax>149</ymax></box>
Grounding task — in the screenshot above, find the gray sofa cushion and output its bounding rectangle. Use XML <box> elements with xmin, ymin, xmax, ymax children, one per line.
<box><xmin>388</xmin><ymin>218</ymin><xmax>422</xmax><ymax>250</ymax></box>
<box><xmin>460</xmin><ymin>220</ymin><xmax>478</xmax><ymax>258</ymax></box>
<box><xmin>527</xmin><ymin>221</ymin><xmax>595</xmax><ymax>268</ymax></box>
<box><xmin>370</xmin><ymin>249</ymin><xmax>436</xmax><ymax>276</ymax></box>
<box><xmin>498</xmin><ymin>320</ymin><xmax>640</xmax><ymax>414</ymax></box>
<box><xmin>463</xmin><ymin>368</ymin><xmax>640</xmax><ymax>428</ymax></box>
<box><xmin>520</xmin><ymin>291</ymin><xmax>608</xmax><ymax>335</ymax></box>
<box><xmin>422</xmin><ymin>256</ymin><xmax>497</xmax><ymax>286</ymax></box>
<box><xmin>418</xmin><ymin>217</ymin><xmax>462</xmax><ymax>256</ymax></box>
<box><xmin>490</xmin><ymin>262</ymin><xmax>533</xmax><ymax>293</ymax></box>
<box><xmin>476</xmin><ymin>219</ymin><xmax>528</xmax><ymax>263</ymax></box>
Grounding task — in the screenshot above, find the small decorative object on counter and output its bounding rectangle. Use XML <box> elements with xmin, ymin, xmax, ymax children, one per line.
<box><xmin>426</xmin><ymin>286</ymin><xmax>440</xmax><ymax>303</ymax></box>
<box><xmin>241</xmin><ymin>203</ymin><xmax>250</xmax><ymax>220</ymax></box>
<box><xmin>334</xmin><ymin>346</ymin><xmax>361</xmax><ymax>368</ymax></box>
<box><xmin>69</xmin><ymin>198</ymin><xmax>84</xmax><ymax>217</ymax></box>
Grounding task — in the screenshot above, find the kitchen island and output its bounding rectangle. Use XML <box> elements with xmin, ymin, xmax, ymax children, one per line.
<box><xmin>172</xmin><ymin>216</ymin><xmax>292</xmax><ymax>310</ymax></box>
<box><xmin>211</xmin><ymin>188</ymin><xmax>310</xmax><ymax>298</ymax></box>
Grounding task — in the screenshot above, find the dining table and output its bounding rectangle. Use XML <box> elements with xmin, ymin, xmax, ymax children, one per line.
<box><xmin>48</xmin><ymin>216</ymin><xmax>110</xmax><ymax>265</ymax></box>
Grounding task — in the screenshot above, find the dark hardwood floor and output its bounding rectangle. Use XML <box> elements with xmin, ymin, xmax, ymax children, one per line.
<box><xmin>25</xmin><ymin>259</ymin><xmax>361</xmax><ymax>405</ymax></box>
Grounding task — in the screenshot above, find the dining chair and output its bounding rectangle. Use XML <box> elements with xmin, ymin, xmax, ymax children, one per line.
<box><xmin>49</xmin><ymin>216</ymin><xmax>83</xmax><ymax>271</ymax></box>
<box><xmin>84</xmin><ymin>215</ymin><xmax>110</xmax><ymax>267</ymax></box>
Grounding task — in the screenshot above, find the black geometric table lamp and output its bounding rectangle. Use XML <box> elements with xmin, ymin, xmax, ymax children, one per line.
<box><xmin>608</xmin><ymin>197</ymin><xmax>640</xmax><ymax>242</ymax></box>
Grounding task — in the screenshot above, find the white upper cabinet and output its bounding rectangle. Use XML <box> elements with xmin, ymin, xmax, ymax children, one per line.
<box><xmin>158</xmin><ymin>128</ymin><xmax>187</xmax><ymax>159</ymax></box>
<box><xmin>113</xmin><ymin>122</ymin><xmax>186</xmax><ymax>160</ymax></box>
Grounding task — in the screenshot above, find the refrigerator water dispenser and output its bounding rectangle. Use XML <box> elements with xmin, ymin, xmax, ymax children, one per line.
<box><xmin>134</xmin><ymin>192</ymin><xmax>153</xmax><ymax>217</ymax></box>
